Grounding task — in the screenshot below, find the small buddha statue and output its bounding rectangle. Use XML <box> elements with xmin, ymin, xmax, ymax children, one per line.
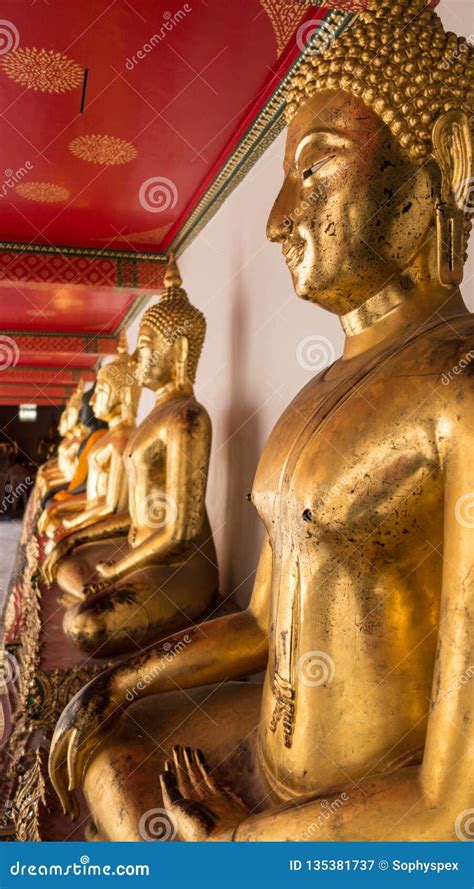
<box><xmin>37</xmin><ymin>384</ymin><xmax>107</xmax><ymax>522</ymax></box>
<box><xmin>35</xmin><ymin>381</ymin><xmax>87</xmax><ymax>504</ymax></box>
<box><xmin>44</xmin><ymin>255</ymin><xmax>219</xmax><ymax>657</ymax></box>
<box><xmin>41</xmin><ymin>332</ymin><xmax>139</xmax><ymax>585</ymax></box>
<box><xmin>49</xmin><ymin>0</ymin><xmax>473</xmax><ymax>841</ymax></box>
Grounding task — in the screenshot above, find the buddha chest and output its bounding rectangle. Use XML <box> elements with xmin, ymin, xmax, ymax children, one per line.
<box><xmin>253</xmin><ymin>346</ymin><xmax>446</xmax><ymax>801</ymax></box>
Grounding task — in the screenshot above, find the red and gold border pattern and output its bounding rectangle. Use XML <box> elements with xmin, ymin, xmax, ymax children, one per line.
<box><xmin>0</xmin><ymin>249</ymin><xmax>166</xmax><ymax>290</ymax></box>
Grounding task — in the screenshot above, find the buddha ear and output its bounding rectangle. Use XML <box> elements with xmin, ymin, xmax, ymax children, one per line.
<box><xmin>431</xmin><ymin>110</ymin><xmax>472</xmax><ymax>287</ymax></box>
<box><xmin>175</xmin><ymin>336</ymin><xmax>189</xmax><ymax>389</ymax></box>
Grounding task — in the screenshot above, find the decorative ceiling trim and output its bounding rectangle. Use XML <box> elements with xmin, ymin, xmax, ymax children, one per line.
<box><xmin>0</xmin><ymin>331</ymin><xmax>118</xmax><ymax>350</ymax></box>
<box><xmin>170</xmin><ymin>9</ymin><xmax>354</xmax><ymax>256</ymax></box>
<box><xmin>0</xmin><ymin>241</ymin><xmax>166</xmax><ymax>262</ymax></box>
<box><xmin>0</xmin><ymin>248</ymin><xmax>167</xmax><ymax>297</ymax></box>
<box><xmin>0</xmin><ymin>368</ymin><xmax>96</xmax><ymax>383</ymax></box>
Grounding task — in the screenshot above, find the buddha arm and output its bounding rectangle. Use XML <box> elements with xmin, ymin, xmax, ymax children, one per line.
<box><xmin>37</xmin><ymin>493</ymin><xmax>88</xmax><ymax>533</ymax></box>
<box><xmin>97</xmin><ymin>412</ymin><xmax>212</xmax><ymax>581</ymax></box>
<box><xmin>58</xmin><ymin>511</ymin><xmax>131</xmax><ymax>552</ymax></box>
<box><xmin>64</xmin><ymin>445</ymin><xmax>124</xmax><ymax>531</ymax></box>
<box><xmin>233</xmin><ymin>434</ymin><xmax>473</xmax><ymax>841</ymax></box>
<box><xmin>113</xmin><ymin>534</ymin><xmax>272</xmax><ymax>698</ymax></box>
<box><xmin>50</xmin><ymin>536</ymin><xmax>272</xmax><ymax>813</ymax></box>
<box><xmin>47</xmin><ymin>493</ymin><xmax>88</xmax><ymax>516</ymax></box>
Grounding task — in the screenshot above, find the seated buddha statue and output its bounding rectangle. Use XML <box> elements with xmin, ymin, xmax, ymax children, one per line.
<box><xmin>43</xmin><ymin>255</ymin><xmax>219</xmax><ymax>657</ymax></box>
<box><xmin>49</xmin><ymin>0</ymin><xmax>473</xmax><ymax>841</ymax></box>
<box><xmin>39</xmin><ymin>332</ymin><xmax>138</xmax><ymax>545</ymax></box>
<box><xmin>35</xmin><ymin>381</ymin><xmax>87</xmax><ymax>504</ymax></box>
<box><xmin>37</xmin><ymin>384</ymin><xmax>107</xmax><ymax>519</ymax></box>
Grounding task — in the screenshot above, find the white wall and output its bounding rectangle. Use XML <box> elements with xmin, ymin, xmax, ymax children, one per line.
<box><xmin>127</xmin><ymin>1</ymin><xmax>474</xmax><ymax>606</ymax></box>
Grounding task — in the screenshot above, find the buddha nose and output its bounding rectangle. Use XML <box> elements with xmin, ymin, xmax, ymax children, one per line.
<box><xmin>266</xmin><ymin>176</ymin><xmax>294</xmax><ymax>244</ymax></box>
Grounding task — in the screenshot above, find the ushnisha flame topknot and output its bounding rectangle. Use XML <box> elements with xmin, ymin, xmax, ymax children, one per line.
<box><xmin>140</xmin><ymin>254</ymin><xmax>206</xmax><ymax>384</ymax></box>
<box><xmin>96</xmin><ymin>330</ymin><xmax>140</xmax><ymax>412</ymax></box>
<box><xmin>286</xmin><ymin>0</ymin><xmax>474</xmax><ymax>161</ymax></box>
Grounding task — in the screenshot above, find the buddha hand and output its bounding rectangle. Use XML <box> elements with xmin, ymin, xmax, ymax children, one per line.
<box><xmin>159</xmin><ymin>746</ymin><xmax>249</xmax><ymax>842</ymax></box>
<box><xmin>38</xmin><ymin>506</ymin><xmax>56</xmax><ymax>534</ymax></box>
<box><xmin>42</xmin><ymin>538</ymin><xmax>72</xmax><ymax>586</ymax></box>
<box><xmin>49</xmin><ymin>667</ymin><xmax>124</xmax><ymax>818</ymax></box>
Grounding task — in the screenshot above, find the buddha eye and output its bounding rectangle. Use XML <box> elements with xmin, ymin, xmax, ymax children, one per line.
<box><xmin>302</xmin><ymin>155</ymin><xmax>334</xmax><ymax>180</ymax></box>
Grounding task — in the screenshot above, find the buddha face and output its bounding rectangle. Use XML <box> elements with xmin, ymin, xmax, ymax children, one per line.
<box><xmin>135</xmin><ymin>323</ymin><xmax>175</xmax><ymax>390</ymax></box>
<box><xmin>58</xmin><ymin>405</ymin><xmax>79</xmax><ymax>437</ymax></box>
<box><xmin>267</xmin><ymin>89</ymin><xmax>439</xmax><ymax>315</ymax></box>
<box><xmin>89</xmin><ymin>380</ymin><xmax>114</xmax><ymax>421</ymax></box>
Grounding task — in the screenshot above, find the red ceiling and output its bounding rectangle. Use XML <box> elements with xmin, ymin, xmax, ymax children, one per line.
<box><xmin>0</xmin><ymin>1</ymin><xmax>439</xmax><ymax>409</ymax></box>
<box><xmin>0</xmin><ymin>0</ymin><xmax>329</xmax><ymax>254</ymax></box>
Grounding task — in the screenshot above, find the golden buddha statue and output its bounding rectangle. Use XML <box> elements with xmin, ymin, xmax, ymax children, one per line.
<box><xmin>43</xmin><ymin>256</ymin><xmax>219</xmax><ymax>657</ymax></box>
<box><xmin>37</xmin><ymin>383</ymin><xmax>108</xmax><ymax>525</ymax></box>
<box><xmin>39</xmin><ymin>332</ymin><xmax>138</xmax><ymax>544</ymax></box>
<box><xmin>35</xmin><ymin>381</ymin><xmax>87</xmax><ymax>504</ymax></box>
<box><xmin>49</xmin><ymin>0</ymin><xmax>473</xmax><ymax>841</ymax></box>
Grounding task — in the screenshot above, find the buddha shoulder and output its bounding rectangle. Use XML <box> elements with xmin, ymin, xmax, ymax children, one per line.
<box><xmin>147</xmin><ymin>393</ymin><xmax>211</xmax><ymax>435</ymax></box>
<box><xmin>385</xmin><ymin>315</ymin><xmax>474</xmax><ymax>384</ymax></box>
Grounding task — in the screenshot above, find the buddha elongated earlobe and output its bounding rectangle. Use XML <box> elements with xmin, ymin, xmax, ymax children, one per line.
<box><xmin>121</xmin><ymin>387</ymin><xmax>133</xmax><ymax>424</ymax></box>
<box><xmin>175</xmin><ymin>337</ymin><xmax>189</xmax><ymax>390</ymax></box>
<box><xmin>435</xmin><ymin>203</ymin><xmax>465</xmax><ymax>287</ymax></box>
<box><xmin>432</xmin><ymin>111</ymin><xmax>472</xmax><ymax>288</ymax></box>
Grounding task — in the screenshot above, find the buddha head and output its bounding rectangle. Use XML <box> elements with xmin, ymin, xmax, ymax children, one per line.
<box><xmin>267</xmin><ymin>0</ymin><xmax>473</xmax><ymax>316</ymax></box>
<box><xmin>136</xmin><ymin>254</ymin><xmax>206</xmax><ymax>391</ymax></box>
<box><xmin>90</xmin><ymin>331</ymin><xmax>140</xmax><ymax>425</ymax></box>
<box><xmin>58</xmin><ymin>380</ymin><xmax>84</xmax><ymax>437</ymax></box>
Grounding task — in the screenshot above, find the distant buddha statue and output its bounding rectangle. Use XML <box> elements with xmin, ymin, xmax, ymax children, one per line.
<box><xmin>39</xmin><ymin>332</ymin><xmax>139</xmax><ymax>544</ymax></box>
<box><xmin>44</xmin><ymin>256</ymin><xmax>219</xmax><ymax>657</ymax></box>
<box><xmin>41</xmin><ymin>332</ymin><xmax>139</xmax><ymax>582</ymax></box>
<box><xmin>35</xmin><ymin>381</ymin><xmax>87</xmax><ymax>505</ymax></box>
<box><xmin>49</xmin><ymin>1</ymin><xmax>473</xmax><ymax>841</ymax></box>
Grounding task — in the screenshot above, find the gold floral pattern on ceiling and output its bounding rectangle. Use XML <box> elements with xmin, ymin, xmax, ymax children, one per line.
<box><xmin>0</xmin><ymin>47</ymin><xmax>83</xmax><ymax>93</ymax></box>
<box><xmin>69</xmin><ymin>134</ymin><xmax>138</xmax><ymax>166</ymax></box>
<box><xmin>259</xmin><ymin>0</ymin><xmax>306</xmax><ymax>57</ymax></box>
<box><xmin>15</xmin><ymin>182</ymin><xmax>70</xmax><ymax>203</ymax></box>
